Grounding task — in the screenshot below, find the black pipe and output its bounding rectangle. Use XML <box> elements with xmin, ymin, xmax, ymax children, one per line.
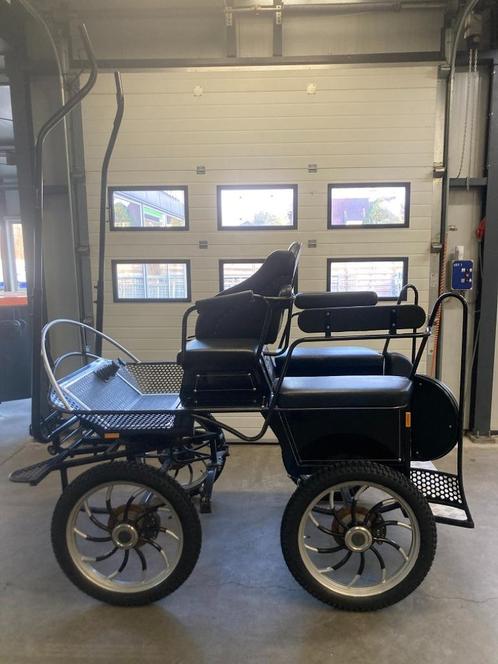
<box><xmin>95</xmin><ymin>72</ymin><xmax>124</xmax><ymax>355</ymax></box>
<box><xmin>30</xmin><ymin>24</ymin><xmax>98</xmax><ymax>441</ymax></box>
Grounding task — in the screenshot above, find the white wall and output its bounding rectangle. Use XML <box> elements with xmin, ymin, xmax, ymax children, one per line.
<box><xmin>82</xmin><ymin>64</ymin><xmax>437</xmax><ymax>435</ymax></box>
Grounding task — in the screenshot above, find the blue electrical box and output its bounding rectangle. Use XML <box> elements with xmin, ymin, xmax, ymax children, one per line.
<box><xmin>450</xmin><ymin>260</ymin><xmax>473</xmax><ymax>290</ymax></box>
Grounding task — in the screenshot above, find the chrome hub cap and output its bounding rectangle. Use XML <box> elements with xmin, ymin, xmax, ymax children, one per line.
<box><xmin>112</xmin><ymin>523</ymin><xmax>139</xmax><ymax>550</ymax></box>
<box><xmin>344</xmin><ymin>526</ymin><xmax>373</xmax><ymax>553</ymax></box>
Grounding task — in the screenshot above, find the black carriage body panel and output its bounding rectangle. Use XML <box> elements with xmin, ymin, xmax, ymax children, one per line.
<box><xmin>411</xmin><ymin>374</ymin><xmax>458</xmax><ymax>461</ymax></box>
<box><xmin>270</xmin><ymin>405</ymin><xmax>410</xmax><ymax>478</ymax></box>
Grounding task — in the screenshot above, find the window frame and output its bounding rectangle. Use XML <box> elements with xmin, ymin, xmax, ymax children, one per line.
<box><xmin>108</xmin><ymin>185</ymin><xmax>189</xmax><ymax>232</ymax></box>
<box><xmin>326</xmin><ymin>256</ymin><xmax>409</xmax><ymax>302</ymax></box>
<box><xmin>217</xmin><ymin>184</ymin><xmax>298</xmax><ymax>231</ymax></box>
<box><xmin>111</xmin><ymin>259</ymin><xmax>192</xmax><ymax>303</ymax></box>
<box><xmin>327</xmin><ymin>182</ymin><xmax>410</xmax><ymax>230</ymax></box>
<box><xmin>218</xmin><ymin>258</ymin><xmax>265</xmax><ymax>292</ymax></box>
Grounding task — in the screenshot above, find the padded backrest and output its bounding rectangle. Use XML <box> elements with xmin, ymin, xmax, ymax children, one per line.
<box><xmin>195</xmin><ymin>243</ymin><xmax>301</xmax><ymax>342</ymax></box>
<box><xmin>220</xmin><ymin>245</ymin><xmax>299</xmax><ymax>297</ymax></box>
<box><xmin>295</xmin><ymin>291</ymin><xmax>378</xmax><ymax>310</ymax></box>
<box><xmin>298</xmin><ymin>304</ymin><xmax>426</xmax><ymax>334</ymax></box>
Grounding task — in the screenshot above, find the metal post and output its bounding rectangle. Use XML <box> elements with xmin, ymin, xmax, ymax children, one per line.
<box><xmin>472</xmin><ymin>55</ymin><xmax>498</xmax><ymax>437</ymax></box>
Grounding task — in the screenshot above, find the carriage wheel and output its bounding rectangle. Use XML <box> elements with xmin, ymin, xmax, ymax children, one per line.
<box><xmin>281</xmin><ymin>461</ymin><xmax>436</xmax><ymax>611</ymax></box>
<box><xmin>51</xmin><ymin>462</ymin><xmax>201</xmax><ymax>606</ymax></box>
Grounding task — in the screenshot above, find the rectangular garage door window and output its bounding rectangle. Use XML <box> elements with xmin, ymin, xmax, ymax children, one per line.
<box><xmin>327</xmin><ymin>258</ymin><xmax>408</xmax><ymax>301</ymax></box>
<box><xmin>109</xmin><ymin>187</ymin><xmax>188</xmax><ymax>230</ymax></box>
<box><xmin>112</xmin><ymin>261</ymin><xmax>191</xmax><ymax>302</ymax></box>
<box><xmin>217</xmin><ymin>185</ymin><xmax>297</xmax><ymax>229</ymax></box>
<box><xmin>219</xmin><ymin>260</ymin><xmax>264</xmax><ymax>291</ymax></box>
<box><xmin>328</xmin><ymin>183</ymin><xmax>410</xmax><ymax>229</ymax></box>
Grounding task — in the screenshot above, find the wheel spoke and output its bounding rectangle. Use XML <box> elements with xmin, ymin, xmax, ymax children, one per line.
<box><xmin>351</xmin><ymin>485</ymin><xmax>368</xmax><ymax>526</ymax></box>
<box><xmin>304</xmin><ymin>542</ymin><xmax>346</xmax><ymax>554</ymax></box>
<box><xmin>363</xmin><ymin>498</ymin><xmax>399</xmax><ymax>525</ymax></box>
<box><xmin>374</xmin><ymin>537</ymin><xmax>409</xmax><ymax>562</ymax></box>
<box><xmin>143</xmin><ymin>538</ymin><xmax>170</xmax><ymax>569</ymax></box>
<box><xmin>309</xmin><ymin>512</ymin><xmax>340</xmax><ymax>537</ymax></box>
<box><xmin>383</xmin><ymin>520</ymin><xmax>412</xmax><ymax>530</ymax></box>
<box><xmin>159</xmin><ymin>527</ymin><xmax>180</xmax><ymax>541</ymax></box>
<box><xmin>312</xmin><ymin>505</ymin><xmax>348</xmax><ymax>530</ymax></box>
<box><xmin>74</xmin><ymin>527</ymin><xmax>111</xmax><ymax>543</ymax></box>
<box><xmin>82</xmin><ymin>546</ymin><xmax>118</xmax><ymax>563</ymax></box>
<box><xmin>318</xmin><ymin>550</ymin><xmax>352</xmax><ymax>574</ymax></box>
<box><xmin>134</xmin><ymin>547</ymin><xmax>147</xmax><ymax>572</ymax></box>
<box><xmin>347</xmin><ymin>552</ymin><xmax>365</xmax><ymax>587</ymax></box>
<box><xmin>107</xmin><ymin>550</ymin><xmax>130</xmax><ymax>580</ymax></box>
<box><xmin>369</xmin><ymin>546</ymin><xmax>387</xmax><ymax>583</ymax></box>
<box><xmin>118</xmin><ymin>550</ymin><xmax>130</xmax><ymax>573</ymax></box>
<box><xmin>105</xmin><ymin>485</ymin><xmax>116</xmax><ymax>519</ymax></box>
<box><xmin>83</xmin><ymin>500</ymin><xmax>111</xmax><ymax>532</ymax></box>
<box><xmin>123</xmin><ymin>488</ymin><xmax>145</xmax><ymax>521</ymax></box>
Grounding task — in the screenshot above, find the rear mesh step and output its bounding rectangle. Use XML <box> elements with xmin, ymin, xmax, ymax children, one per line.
<box><xmin>410</xmin><ymin>467</ymin><xmax>473</xmax><ymax>528</ymax></box>
<box><xmin>9</xmin><ymin>456</ymin><xmax>63</xmax><ymax>486</ymax></box>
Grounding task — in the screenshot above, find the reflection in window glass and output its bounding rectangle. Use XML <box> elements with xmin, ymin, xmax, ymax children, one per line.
<box><xmin>114</xmin><ymin>262</ymin><xmax>189</xmax><ymax>301</ymax></box>
<box><xmin>0</xmin><ymin>233</ymin><xmax>4</xmax><ymax>293</ymax></box>
<box><xmin>329</xmin><ymin>184</ymin><xmax>408</xmax><ymax>227</ymax></box>
<box><xmin>220</xmin><ymin>261</ymin><xmax>263</xmax><ymax>291</ymax></box>
<box><xmin>111</xmin><ymin>188</ymin><xmax>187</xmax><ymax>229</ymax></box>
<box><xmin>12</xmin><ymin>224</ymin><xmax>26</xmax><ymax>290</ymax></box>
<box><xmin>329</xmin><ymin>259</ymin><xmax>406</xmax><ymax>300</ymax></box>
<box><xmin>218</xmin><ymin>186</ymin><xmax>296</xmax><ymax>228</ymax></box>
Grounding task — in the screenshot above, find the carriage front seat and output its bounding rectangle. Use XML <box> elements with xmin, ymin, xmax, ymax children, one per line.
<box><xmin>178</xmin><ymin>243</ymin><xmax>301</xmax><ymax>405</ymax></box>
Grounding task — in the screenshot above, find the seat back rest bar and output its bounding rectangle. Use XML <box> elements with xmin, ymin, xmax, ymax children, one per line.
<box><xmin>295</xmin><ymin>290</ymin><xmax>378</xmax><ymax>310</ymax></box>
<box><xmin>298</xmin><ymin>304</ymin><xmax>426</xmax><ymax>334</ymax></box>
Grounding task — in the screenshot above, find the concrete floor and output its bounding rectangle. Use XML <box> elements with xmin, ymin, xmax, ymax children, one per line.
<box><xmin>1</xmin><ymin>400</ymin><xmax>498</xmax><ymax>664</ymax></box>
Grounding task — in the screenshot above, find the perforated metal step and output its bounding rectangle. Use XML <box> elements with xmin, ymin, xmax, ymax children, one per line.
<box><xmin>410</xmin><ymin>468</ymin><xmax>463</xmax><ymax>508</ymax></box>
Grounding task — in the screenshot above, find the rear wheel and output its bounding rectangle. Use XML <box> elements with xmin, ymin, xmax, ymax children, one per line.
<box><xmin>281</xmin><ymin>461</ymin><xmax>436</xmax><ymax>611</ymax></box>
<box><xmin>51</xmin><ymin>461</ymin><xmax>201</xmax><ymax>606</ymax></box>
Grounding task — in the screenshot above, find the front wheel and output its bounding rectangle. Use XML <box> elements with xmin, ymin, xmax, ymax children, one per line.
<box><xmin>281</xmin><ymin>461</ymin><xmax>436</xmax><ymax>611</ymax></box>
<box><xmin>51</xmin><ymin>461</ymin><xmax>201</xmax><ymax>606</ymax></box>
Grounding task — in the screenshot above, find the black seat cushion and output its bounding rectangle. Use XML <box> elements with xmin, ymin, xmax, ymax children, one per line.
<box><xmin>274</xmin><ymin>346</ymin><xmax>385</xmax><ymax>376</ymax></box>
<box><xmin>277</xmin><ymin>375</ymin><xmax>413</xmax><ymax>409</ymax></box>
<box><xmin>178</xmin><ymin>338</ymin><xmax>260</xmax><ymax>371</ymax></box>
<box><xmin>384</xmin><ymin>351</ymin><xmax>412</xmax><ymax>378</ymax></box>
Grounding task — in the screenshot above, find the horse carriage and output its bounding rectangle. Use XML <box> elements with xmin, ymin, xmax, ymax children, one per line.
<box><xmin>10</xmin><ymin>241</ymin><xmax>473</xmax><ymax>611</ymax></box>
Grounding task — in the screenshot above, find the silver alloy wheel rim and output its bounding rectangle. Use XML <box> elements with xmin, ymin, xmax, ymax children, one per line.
<box><xmin>298</xmin><ymin>481</ymin><xmax>420</xmax><ymax>598</ymax></box>
<box><xmin>67</xmin><ymin>481</ymin><xmax>183</xmax><ymax>594</ymax></box>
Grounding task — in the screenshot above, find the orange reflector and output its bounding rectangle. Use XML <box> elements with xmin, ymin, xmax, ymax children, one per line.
<box><xmin>405</xmin><ymin>412</ymin><xmax>412</xmax><ymax>428</ymax></box>
<box><xmin>104</xmin><ymin>433</ymin><xmax>120</xmax><ymax>440</ymax></box>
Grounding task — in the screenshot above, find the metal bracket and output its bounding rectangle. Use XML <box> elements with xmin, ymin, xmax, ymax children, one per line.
<box><xmin>308</xmin><ymin>163</ymin><xmax>318</xmax><ymax>173</ymax></box>
<box><xmin>275</xmin><ymin>4</ymin><xmax>282</xmax><ymax>24</ymax></box>
<box><xmin>196</xmin><ymin>165</ymin><xmax>206</xmax><ymax>175</ymax></box>
<box><xmin>433</xmin><ymin>163</ymin><xmax>445</xmax><ymax>178</ymax></box>
<box><xmin>225</xmin><ymin>7</ymin><xmax>233</xmax><ymax>27</ymax></box>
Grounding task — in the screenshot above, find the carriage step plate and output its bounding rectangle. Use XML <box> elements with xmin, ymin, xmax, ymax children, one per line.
<box><xmin>9</xmin><ymin>455</ymin><xmax>64</xmax><ymax>486</ymax></box>
<box><xmin>410</xmin><ymin>468</ymin><xmax>473</xmax><ymax>528</ymax></box>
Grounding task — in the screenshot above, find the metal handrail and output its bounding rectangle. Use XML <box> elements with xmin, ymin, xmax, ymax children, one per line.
<box><xmin>41</xmin><ymin>319</ymin><xmax>140</xmax><ymax>410</ymax></box>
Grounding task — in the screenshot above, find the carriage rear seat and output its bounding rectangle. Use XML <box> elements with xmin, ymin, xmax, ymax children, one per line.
<box><xmin>274</xmin><ymin>347</ymin><xmax>412</xmax><ymax>378</ymax></box>
<box><xmin>277</xmin><ymin>375</ymin><xmax>413</xmax><ymax>409</ymax></box>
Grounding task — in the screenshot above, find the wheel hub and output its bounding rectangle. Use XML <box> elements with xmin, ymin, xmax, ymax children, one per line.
<box><xmin>112</xmin><ymin>523</ymin><xmax>139</xmax><ymax>550</ymax></box>
<box><xmin>344</xmin><ymin>526</ymin><xmax>373</xmax><ymax>553</ymax></box>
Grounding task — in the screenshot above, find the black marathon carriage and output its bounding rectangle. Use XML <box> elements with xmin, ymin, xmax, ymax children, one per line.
<box><xmin>10</xmin><ymin>241</ymin><xmax>474</xmax><ymax>611</ymax></box>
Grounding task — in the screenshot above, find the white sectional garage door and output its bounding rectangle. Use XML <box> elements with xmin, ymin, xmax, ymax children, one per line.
<box><xmin>82</xmin><ymin>65</ymin><xmax>437</xmax><ymax>436</ymax></box>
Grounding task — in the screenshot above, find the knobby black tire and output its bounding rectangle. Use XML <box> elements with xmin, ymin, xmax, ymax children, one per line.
<box><xmin>281</xmin><ymin>460</ymin><xmax>437</xmax><ymax>612</ymax></box>
<box><xmin>51</xmin><ymin>461</ymin><xmax>201</xmax><ymax>606</ymax></box>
